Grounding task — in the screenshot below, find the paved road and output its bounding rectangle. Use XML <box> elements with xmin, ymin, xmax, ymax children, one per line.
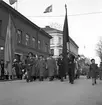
<box><xmin>0</xmin><ymin>76</ymin><xmax>102</xmax><ymax>105</ymax></box>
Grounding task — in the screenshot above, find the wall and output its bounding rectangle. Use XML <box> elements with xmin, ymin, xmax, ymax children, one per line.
<box><xmin>49</xmin><ymin>31</ymin><xmax>78</xmax><ymax>58</ymax></box>
<box><xmin>0</xmin><ymin>4</ymin><xmax>51</xmax><ymax>59</ymax></box>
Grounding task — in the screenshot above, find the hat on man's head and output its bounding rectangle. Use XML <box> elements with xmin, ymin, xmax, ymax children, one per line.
<box><xmin>33</xmin><ymin>54</ymin><xmax>36</xmax><ymax>57</ymax></box>
<box><xmin>91</xmin><ymin>59</ymin><xmax>95</xmax><ymax>62</ymax></box>
<box><xmin>59</xmin><ymin>53</ymin><xmax>63</xmax><ymax>56</ymax></box>
<box><xmin>28</xmin><ymin>52</ymin><xmax>33</xmax><ymax>56</ymax></box>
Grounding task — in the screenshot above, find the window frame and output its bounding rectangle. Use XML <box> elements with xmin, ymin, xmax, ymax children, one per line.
<box><xmin>17</xmin><ymin>29</ymin><xmax>22</xmax><ymax>44</ymax></box>
<box><xmin>38</xmin><ymin>40</ymin><xmax>41</xmax><ymax>49</ymax></box>
<box><xmin>50</xmin><ymin>49</ymin><xmax>54</xmax><ymax>55</ymax></box>
<box><xmin>58</xmin><ymin>37</ymin><xmax>62</xmax><ymax>45</ymax></box>
<box><xmin>25</xmin><ymin>33</ymin><xmax>30</xmax><ymax>46</ymax></box>
<box><xmin>59</xmin><ymin>49</ymin><xmax>62</xmax><ymax>55</ymax></box>
<box><xmin>32</xmin><ymin>37</ymin><xmax>36</xmax><ymax>48</ymax></box>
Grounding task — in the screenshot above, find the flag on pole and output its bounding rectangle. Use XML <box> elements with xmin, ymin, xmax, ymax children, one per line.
<box><xmin>62</xmin><ymin>4</ymin><xmax>70</xmax><ymax>74</ymax></box>
<box><xmin>44</xmin><ymin>5</ymin><xmax>52</xmax><ymax>13</ymax></box>
<box><xmin>63</xmin><ymin>5</ymin><xmax>69</xmax><ymax>43</ymax></box>
<box><xmin>9</xmin><ymin>0</ymin><xmax>17</xmax><ymax>5</ymax></box>
<box><xmin>4</xmin><ymin>14</ymin><xmax>16</xmax><ymax>77</ymax></box>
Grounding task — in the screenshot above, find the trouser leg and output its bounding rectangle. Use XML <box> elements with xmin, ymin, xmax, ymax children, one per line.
<box><xmin>49</xmin><ymin>76</ymin><xmax>54</xmax><ymax>81</ymax></box>
<box><xmin>69</xmin><ymin>73</ymin><xmax>71</xmax><ymax>83</ymax></box>
<box><xmin>92</xmin><ymin>78</ymin><xmax>95</xmax><ymax>85</ymax></box>
<box><xmin>39</xmin><ymin>76</ymin><xmax>43</xmax><ymax>81</ymax></box>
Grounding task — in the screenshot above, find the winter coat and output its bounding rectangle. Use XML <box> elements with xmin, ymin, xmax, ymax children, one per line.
<box><xmin>90</xmin><ymin>63</ymin><xmax>98</xmax><ymax>78</ymax></box>
<box><xmin>26</xmin><ymin>57</ymin><xmax>34</xmax><ymax>76</ymax></box>
<box><xmin>47</xmin><ymin>58</ymin><xmax>57</xmax><ymax>77</ymax></box>
<box><xmin>57</xmin><ymin>58</ymin><xmax>65</xmax><ymax>77</ymax></box>
<box><xmin>38</xmin><ymin>59</ymin><xmax>46</xmax><ymax>77</ymax></box>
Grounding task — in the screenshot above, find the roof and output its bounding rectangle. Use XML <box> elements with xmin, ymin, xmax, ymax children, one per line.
<box><xmin>43</xmin><ymin>26</ymin><xmax>79</xmax><ymax>48</ymax></box>
<box><xmin>0</xmin><ymin>1</ymin><xmax>52</xmax><ymax>39</ymax></box>
<box><xmin>42</xmin><ymin>26</ymin><xmax>62</xmax><ymax>34</ymax></box>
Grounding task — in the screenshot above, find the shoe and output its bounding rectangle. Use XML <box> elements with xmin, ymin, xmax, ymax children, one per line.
<box><xmin>61</xmin><ymin>79</ymin><xmax>64</xmax><ymax>82</ymax></box>
<box><xmin>26</xmin><ymin>79</ymin><xmax>29</xmax><ymax>82</ymax></box>
<box><xmin>71</xmin><ymin>82</ymin><xmax>74</xmax><ymax>84</ymax></box>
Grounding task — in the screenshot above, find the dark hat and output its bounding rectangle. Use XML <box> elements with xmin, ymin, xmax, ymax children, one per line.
<box><xmin>28</xmin><ymin>52</ymin><xmax>33</xmax><ymax>56</ymax></box>
<box><xmin>78</xmin><ymin>55</ymin><xmax>80</xmax><ymax>57</ymax></box>
<box><xmin>91</xmin><ymin>59</ymin><xmax>95</xmax><ymax>62</ymax></box>
<box><xmin>39</xmin><ymin>55</ymin><xmax>43</xmax><ymax>57</ymax></box>
<box><xmin>59</xmin><ymin>54</ymin><xmax>63</xmax><ymax>56</ymax></box>
<box><xmin>33</xmin><ymin>54</ymin><xmax>36</xmax><ymax>57</ymax></box>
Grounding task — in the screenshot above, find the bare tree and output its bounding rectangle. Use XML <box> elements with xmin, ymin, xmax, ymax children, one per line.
<box><xmin>96</xmin><ymin>38</ymin><xmax>102</xmax><ymax>61</ymax></box>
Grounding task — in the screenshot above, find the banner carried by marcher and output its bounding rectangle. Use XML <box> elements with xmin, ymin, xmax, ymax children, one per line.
<box><xmin>4</xmin><ymin>14</ymin><xmax>16</xmax><ymax>76</ymax></box>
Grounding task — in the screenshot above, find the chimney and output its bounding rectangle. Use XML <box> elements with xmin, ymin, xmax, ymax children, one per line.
<box><xmin>45</xmin><ymin>26</ymin><xmax>50</xmax><ymax>28</ymax></box>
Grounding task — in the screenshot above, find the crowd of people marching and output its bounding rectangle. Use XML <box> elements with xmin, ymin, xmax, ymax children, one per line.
<box><xmin>0</xmin><ymin>52</ymin><xmax>81</xmax><ymax>84</ymax></box>
<box><xmin>0</xmin><ymin>52</ymin><xmax>102</xmax><ymax>85</ymax></box>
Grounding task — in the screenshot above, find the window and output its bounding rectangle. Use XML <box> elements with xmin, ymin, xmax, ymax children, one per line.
<box><xmin>38</xmin><ymin>40</ymin><xmax>41</xmax><ymax>49</ymax></box>
<box><xmin>25</xmin><ymin>34</ymin><xmax>30</xmax><ymax>46</ymax></box>
<box><xmin>32</xmin><ymin>37</ymin><xmax>36</xmax><ymax>48</ymax></box>
<box><xmin>0</xmin><ymin>20</ymin><xmax>2</xmax><ymax>36</ymax></box>
<box><xmin>45</xmin><ymin>43</ymin><xmax>48</xmax><ymax>52</ymax></box>
<box><xmin>58</xmin><ymin>37</ymin><xmax>62</xmax><ymax>45</ymax></box>
<box><xmin>59</xmin><ymin>49</ymin><xmax>62</xmax><ymax>55</ymax></box>
<box><xmin>17</xmin><ymin>30</ymin><xmax>22</xmax><ymax>44</ymax></box>
<box><xmin>50</xmin><ymin>38</ymin><xmax>54</xmax><ymax>45</ymax></box>
<box><xmin>51</xmin><ymin>49</ymin><xmax>54</xmax><ymax>55</ymax></box>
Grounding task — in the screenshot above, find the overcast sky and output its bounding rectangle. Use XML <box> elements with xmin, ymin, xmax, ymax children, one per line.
<box><xmin>4</xmin><ymin>0</ymin><xmax>102</xmax><ymax>63</ymax></box>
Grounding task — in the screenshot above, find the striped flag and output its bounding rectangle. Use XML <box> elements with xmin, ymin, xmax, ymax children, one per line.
<box><xmin>44</xmin><ymin>5</ymin><xmax>52</xmax><ymax>13</ymax></box>
<box><xmin>4</xmin><ymin>14</ymin><xmax>16</xmax><ymax>77</ymax></box>
<box><xmin>9</xmin><ymin>0</ymin><xmax>17</xmax><ymax>5</ymax></box>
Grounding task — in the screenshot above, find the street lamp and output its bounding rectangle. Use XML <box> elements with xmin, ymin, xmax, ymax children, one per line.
<box><xmin>0</xmin><ymin>47</ymin><xmax>4</xmax><ymax>50</ymax></box>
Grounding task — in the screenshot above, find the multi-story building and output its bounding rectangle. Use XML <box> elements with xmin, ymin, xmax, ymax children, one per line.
<box><xmin>0</xmin><ymin>1</ymin><xmax>52</xmax><ymax>61</ymax></box>
<box><xmin>43</xmin><ymin>26</ymin><xmax>79</xmax><ymax>58</ymax></box>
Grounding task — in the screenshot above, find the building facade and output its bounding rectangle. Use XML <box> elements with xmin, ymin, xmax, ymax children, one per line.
<box><xmin>43</xmin><ymin>26</ymin><xmax>79</xmax><ymax>58</ymax></box>
<box><xmin>0</xmin><ymin>1</ymin><xmax>52</xmax><ymax>61</ymax></box>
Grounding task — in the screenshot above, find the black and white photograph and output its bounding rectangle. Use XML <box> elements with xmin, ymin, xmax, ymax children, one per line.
<box><xmin>0</xmin><ymin>0</ymin><xmax>102</xmax><ymax>105</ymax></box>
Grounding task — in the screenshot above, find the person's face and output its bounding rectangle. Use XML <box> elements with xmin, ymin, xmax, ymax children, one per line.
<box><xmin>92</xmin><ymin>60</ymin><xmax>95</xmax><ymax>64</ymax></box>
<box><xmin>60</xmin><ymin>55</ymin><xmax>63</xmax><ymax>59</ymax></box>
<box><xmin>29</xmin><ymin>53</ymin><xmax>32</xmax><ymax>58</ymax></box>
<box><xmin>40</xmin><ymin>56</ymin><xmax>42</xmax><ymax>60</ymax></box>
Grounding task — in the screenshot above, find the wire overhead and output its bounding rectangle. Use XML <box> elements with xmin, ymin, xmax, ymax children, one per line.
<box><xmin>26</xmin><ymin>11</ymin><xmax>102</xmax><ymax>18</ymax></box>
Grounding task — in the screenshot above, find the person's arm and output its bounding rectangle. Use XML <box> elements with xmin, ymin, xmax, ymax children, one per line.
<box><xmin>89</xmin><ymin>65</ymin><xmax>91</xmax><ymax>72</ymax></box>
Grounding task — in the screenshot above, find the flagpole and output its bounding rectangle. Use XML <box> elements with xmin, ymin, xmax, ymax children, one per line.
<box><xmin>15</xmin><ymin>0</ymin><xmax>18</xmax><ymax>11</ymax></box>
<box><xmin>65</xmin><ymin>4</ymin><xmax>70</xmax><ymax>53</ymax></box>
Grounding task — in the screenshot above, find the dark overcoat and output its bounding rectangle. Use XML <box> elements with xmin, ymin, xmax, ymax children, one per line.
<box><xmin>47</xmin><ymin>58</ymin><xmax>57</xmax><ymax>77</ymax></box>
<box><xmin>26</xmin><ymin>57</ymin><xmax>34</xmax><ymax>77</ymax></box>
<box><xmin>35</xmin><ymin>59</ymin><xmax>40</xmax><ymax>77</ymax></box>
<box><xmin>31</xmin><ymin>58</ymin><xmax>37</xmax><ymax>76</ymax></box>
<box><xmin>90</xmin><ymin>64</ymin><xmax>98</xmax><ymax>78</ymax></box>
<box><xmin>57</xmin><ymin>58</ymin><xmax>65</xmax><ymax>77</ymax></box>
<box><xmin>68</xmin><ymin>58</ymin><xmax>75</xmax><ymax>77</ymax></box>
<box><xmin>38</xmin><ymin>59</ymin><xmax>46</xmax><ymax>77</ymax></box>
